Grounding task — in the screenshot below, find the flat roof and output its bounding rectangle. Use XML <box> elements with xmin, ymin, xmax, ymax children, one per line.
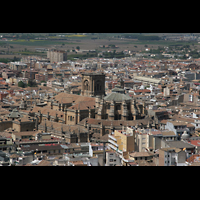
<box><xmin>133</xmin><ymin>76</ymin><xmax>161</xmax><ymax>84</ymax></box>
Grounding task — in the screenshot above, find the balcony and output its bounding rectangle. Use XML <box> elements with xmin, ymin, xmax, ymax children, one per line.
<box><xmin>108</xmin><ymin>139</ymin><xmax>118</xmax><ymax>147</ymax></box>
<box><xmin>108</xmin><ymin>144</ymin><xmax>122</xmax><ymax>154</ymax></box>
<box><xmin>108</xmin><ymin>134</ymin><xmax>117</xmax><ymax>142</ymax></box>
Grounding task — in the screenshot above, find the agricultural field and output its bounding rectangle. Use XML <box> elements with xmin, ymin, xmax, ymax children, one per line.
<box><xmin>0</xmin><ymin>33</ymin><xmax>200</xmax><ymax>62</ymax></box>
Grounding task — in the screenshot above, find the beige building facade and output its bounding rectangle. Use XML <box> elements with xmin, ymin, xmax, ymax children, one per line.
<box><xmin>47</xmin><ymin>49</ymin><xmax>67</xmax><ymax>63</ymax></box>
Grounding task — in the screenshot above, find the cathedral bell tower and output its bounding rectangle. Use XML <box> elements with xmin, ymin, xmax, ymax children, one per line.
<box><xmin>81</xmin><ymin>72</ymin><xmax>105</xmax><ymax>97</ymax></box>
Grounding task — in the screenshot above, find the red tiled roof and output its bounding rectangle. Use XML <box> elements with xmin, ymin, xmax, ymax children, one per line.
<box><xmin>188</xmin><ymin>140</ymin><xmax>200</xmax><ymax>146</ymax></box>
<box><xmin>133</xmin><ymin>89</ymin><xmax>151</xmax><ymax>93</ymax></box>
<box><xmin>68</xmin><ymin>101</ymin><xmax>95</xmax><ymax>110</ymax></box>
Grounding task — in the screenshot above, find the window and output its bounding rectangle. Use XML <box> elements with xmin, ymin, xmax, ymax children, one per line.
<box><xmin>84</xmin><ymin>80</ymin><xmax>89</xmax><ymax>90</ymax></box>
<box><xmin>96</xmin><ymin>84</ymin><xmax>99</xmax><ymax>91</ymax></box>
<box><xmin>116</xmin><ymin>105</ymin><xmax>121</xmax><ymax>110</ymax></box>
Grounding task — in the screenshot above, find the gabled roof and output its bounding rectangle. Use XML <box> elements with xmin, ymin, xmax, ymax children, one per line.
<box><xmin>129</xmin><ymin>152</ymin><xmax>154</xmax><ymax>158</ymax></box>
<box><xmin>68</xmin><ymin>101</ymin><xmax>95</xmax><ymax>110</ymax></box>
<box><xmin>164</xmin><ymin>140</ymin><xmax>195</xmax><ymax>149</ymax></box>
<box><xmin>31</xmin><ymin>106</ymin><xmax>64</xmax><ymax>118</ymax></box>
<box><xmin>54</xmin><ymin>93</ymin><xmax>95</xmax><ymax>104</ymax></box>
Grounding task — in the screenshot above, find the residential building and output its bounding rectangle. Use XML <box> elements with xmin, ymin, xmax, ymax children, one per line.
<box><xmin>9</xmin><ymin>62</ymin><xmax>27</xmax><ymax>71</ymax></box>
<box><xmin>0</xmin><ymin>136</ymin><xmax>12</xmax><ymax>151</ymax></box>
<box><xmin>35</xmin><ymin>73</ymin><xmax>47</xmax><ymax>82</ymax></box>
<box><xmin>129</xmin><ymin>151</ymin><xmax>154</xmax><ymax>163</ymax></box>
<box><xmin>165</xmin><ymin>121</ymin><xmax>189</xmax><ymax>139</ymax></box>
<box><xmin>161</xmin><ymin>140</ymin><xmax>195</xmax><ymax>159</ymax></box>
<box><xmin>133</xmin><ymin>76</ymin><xmax>161</xmax><ymax>86</ymax></box>
<box><xmin>135</xmin><ymin>128</ymin><xmax>178</xmax><ymax>152</ymax></box>
<box><xmin>47</xmin><ymin>49</ymin><xmax>67</xmax><ymax>63</ymax></box>
<box><xmin>105</xmin><ymin>151</ymin><xmax>121</xmax><ymax>166</ymax></box>
<box><xmin>159</xmin><ymin>147</ymin><xmax>187</xmax><ymax>166</ymax></box>
<box><xmin>107</xmin><ymin>128</ymin><xmax>135</xmax><ymax>165</ymax></box>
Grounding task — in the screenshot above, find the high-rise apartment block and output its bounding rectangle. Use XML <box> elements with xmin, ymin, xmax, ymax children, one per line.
<box><xmin>47</xmin><ymin>49</ymin><xmax>67</xmax><ymax>63</ymax></box>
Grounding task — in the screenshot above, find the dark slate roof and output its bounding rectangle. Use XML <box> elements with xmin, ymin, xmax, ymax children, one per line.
<box><xmin>8</xmin><ymin>108</ymin><xmax>23</xmax><ymax>118</ymax></box>
<box><xmin>111</xmin><ymin>87</ymin><xmax>125</xmax><ymax>93</ymax></box>
<box><xmin>104</xmin><ymin>92</ymin><xmax>132</xmax><ymax>102</ymax></box>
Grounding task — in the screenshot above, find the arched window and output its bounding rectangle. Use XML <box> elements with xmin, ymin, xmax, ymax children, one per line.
<box><xmin>95</xmin><ymin>80</ymin><xmax>102</xmax><ymax>92</ymax></box>
<box><xmin>97</xmin><ymin>84</ymin><xmax>99</xmax><ymax>91</ymax></box>
<box><xmin>84</xmin><ymin>80</ymin><xmax>89</xmax><ymax>90</ymax></box>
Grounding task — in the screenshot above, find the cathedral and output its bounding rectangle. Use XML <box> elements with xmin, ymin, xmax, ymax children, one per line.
<box><xmin>78</xmin><ymin>73</ymin><xmax>151</xmax><ymax>141</ymax></box>
<box><xmin>81</xmin><ymin>72</ymin><xmax>146</xmax><ymax>120</ymax></box>
<box><xmin>95</xmin><ymin>78</ymin><xmax>146</xmax><ymax>121</ymax></box>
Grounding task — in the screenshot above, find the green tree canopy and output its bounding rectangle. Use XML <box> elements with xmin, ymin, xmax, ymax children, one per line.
<box><xmin>27</xmin><ymin>79</ymin><xmax>37</xmax><ymax>87</ymax></box>
<box><xmin>18</xmin><ymin>81</ymin><xmax>25</xmax><ymax>88</ymax></box>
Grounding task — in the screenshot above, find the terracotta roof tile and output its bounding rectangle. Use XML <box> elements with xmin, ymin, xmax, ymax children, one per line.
<box><xmin>32</xmin><ymin>106</ymin><xmax>65</xmax><ymax>119</ymax></box>
<box><xmin>68</xmin><ymin>101</ymin><xmax>95</xmax><ymax>110</ymax></box>
<box><xmin>54</xmin><ymin>93</ymin><xmax>95</xmax><ymax>104</ymax></box>
<box><xmin>80</xmin><ymin>117</ymin><xmax>150</xmax><ymax>127</ymax></box>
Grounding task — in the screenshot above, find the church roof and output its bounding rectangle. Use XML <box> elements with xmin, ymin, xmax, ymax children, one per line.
<box><xmin>8</xmin><ymin>108</ymin><xmax>23</xmax><ymax>118</ymax></box>
<box><xmin>104</xmin><ymin>92</ymin><xmax>132</xmax><ymax>102</ymax></box>
<box><xmin>111</xmin><ymin>87</ymin><xmax>125</xmax><ymax>93</ymax></box>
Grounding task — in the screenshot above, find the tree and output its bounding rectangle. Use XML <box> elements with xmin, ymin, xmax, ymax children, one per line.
<box><xmin>76</xmin><ymin>46</ymin><xmax>80</xmax><ymax>51</ymax></box>
<box><xmin>18</xmin><ymin>81</ymin><xmax>25</xmax><ymax>88</ymax></box>
<box><xmin>27</xmin><ymin>79</ymin><xmax>37</xmax><ymax>87</ymax></box>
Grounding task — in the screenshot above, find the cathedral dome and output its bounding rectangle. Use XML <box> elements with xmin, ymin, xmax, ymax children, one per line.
<box><xmin>103</xmin><ymin>92</ymin><xmax>132</xmax><ymax>102</ymax></box>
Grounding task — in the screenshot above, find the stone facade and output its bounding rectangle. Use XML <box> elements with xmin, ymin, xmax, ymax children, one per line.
<box><xmin>81</xmin><ymin>73</ymin><xmax>105</xmax><ymax>97</ymax></box>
